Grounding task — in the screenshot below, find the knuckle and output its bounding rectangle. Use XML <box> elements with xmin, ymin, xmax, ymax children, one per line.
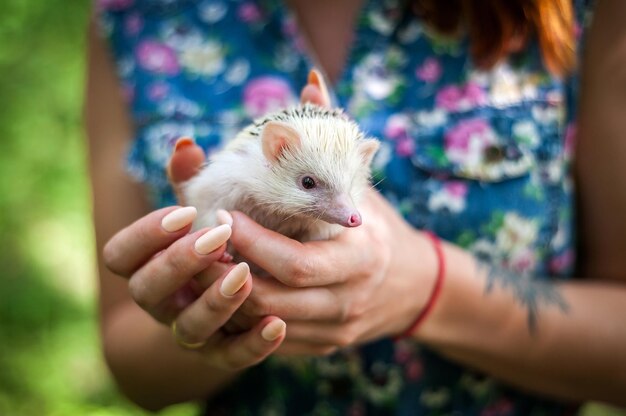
<box><xmin>345</xmin><ymin>306</ymin><xmax>361</xmax><ymax>323</ymax></box>
<box><xmin>128</xmin><ymin>277</ymin><xmax>156</xmax><ymax>310</ymax></box>
<box><xmin>202</xmin><ymin>289</ymin><xmax>227</xmax><ymax>315</ymax></box>
<box><xmin>338</xmin><ymin>299</ymin><xmax>365</xmax><ymax>323</ymax></box>
<box><xmin>335</xmin><ymin>325</ymin><xmax>357</xmax><ymax>348</ymax></box>
<box><xmin>102</xmin><ymin>239</ymin><xmax>122</xmax><ymax>275</ymax></box>
<box><xmin>335</xmin><ymin>334</ymin><xmax>352</xmax><ymax>349</ymax></box>
<box><xmin>164</xmin><ymin>248</ymin><xmax>189</xmax><ymax>277</ymax></box>
<box><xmin>287</xmin><ymin>256</ymin><xmax>314</xmax><ymax>286</ymax></box>
<box><xmin>241</xmin><ymin>293</ymin><xmax>268</xmax><ymax>316</ymax></box>
<box><xmin>337</xmin><ymin>301</ymin><xmax>352</xmax><ymax>322</ymax></box>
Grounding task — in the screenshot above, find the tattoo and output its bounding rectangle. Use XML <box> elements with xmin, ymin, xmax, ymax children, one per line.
<box><xmin>476</xmin><ymin>261</ymin><xmax>569</xmax><ymax>333</ymax></box>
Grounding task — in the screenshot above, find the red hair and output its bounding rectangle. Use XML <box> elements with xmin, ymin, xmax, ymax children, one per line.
<box><xmin>412</xmin><ymin>0</ymin><xmax>576</xmax><ymax>77</ymax></box>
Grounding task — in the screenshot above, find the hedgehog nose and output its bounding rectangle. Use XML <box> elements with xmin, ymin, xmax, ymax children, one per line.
<box><xmin>347</xmin><ymin>213</ymin><xmax>362</xmax><ymax>227</ymax></box>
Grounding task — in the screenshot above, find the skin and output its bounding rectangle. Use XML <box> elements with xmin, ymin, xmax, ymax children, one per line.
<box><xmin>90</xmin><ymin>0</ymin><xmax>626</xmax><ymax>410</ymax></box>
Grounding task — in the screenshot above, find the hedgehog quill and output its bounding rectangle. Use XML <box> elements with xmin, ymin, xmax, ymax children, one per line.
<box><xmin>183</xmin><ymin>103</ymin><xmax>379</xmax><ymax>243</ymax></box>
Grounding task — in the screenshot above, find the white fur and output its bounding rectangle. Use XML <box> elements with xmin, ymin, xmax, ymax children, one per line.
<box><xmin>183</xmin><ymin>104</ymin><xmax>379</xmax><ymax>242</ymax></box>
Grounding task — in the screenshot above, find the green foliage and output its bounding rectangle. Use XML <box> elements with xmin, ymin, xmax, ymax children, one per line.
<box><xmin>0</xmin><ymin>1</ymin><xmax>196</xmax><ymax>414</ymax></box>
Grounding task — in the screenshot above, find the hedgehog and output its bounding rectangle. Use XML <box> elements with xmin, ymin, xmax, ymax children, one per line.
<box><xmin>183</xmin><ymin>103</ymin><xmax>380</xmax><ymax>243</ymax></box>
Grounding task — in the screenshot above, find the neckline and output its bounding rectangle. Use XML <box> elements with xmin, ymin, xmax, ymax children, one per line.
<box><xmin>271</xmin><ymin>0</ymin><xmax>376</xmax><ymax>96</ymax></box>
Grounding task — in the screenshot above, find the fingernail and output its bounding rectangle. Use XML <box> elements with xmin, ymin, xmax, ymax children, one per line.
<box><xmin>216</xmin><ymin>209</ymin><xmax>233</xmax><ymax>227</ymax></box>
<box><xmin>161</xmin><ymin>206</ymin><xmax>197</xmax><ymax>232</ymax></box>
<box><xmin>194</xmin><ymin>224</ymin><xmax>232</xmax><ymax>255</ymax></box>
<box><xmin>261</xmin><ymin>319</ymin><xmax>286</xmax><ymax>342</ymax></box>
<box><xmin>174</xmin><ymin>137</ymin><xmax>195</xmax><ymax>151</ymax></box>
<box><xmin>220</xmin><ymin>263</ymin><xmax>250</xmax><ymax>296</ymax></box>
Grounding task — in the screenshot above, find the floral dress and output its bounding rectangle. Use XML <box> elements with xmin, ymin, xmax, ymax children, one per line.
<box><xmin>97</xmin><ymin>0</ymin><xmax>589</xmax><ymax>414</ymax></box>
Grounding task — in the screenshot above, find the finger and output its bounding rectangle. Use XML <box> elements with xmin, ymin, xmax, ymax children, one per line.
<box><xmin>240</xmin><ymin>277</ymin><xmax>343</xmax><ymax>320</ymax></box>
<box><xmin>276</xmin><ymin>340</ymin><xmax>338</xmax><ymax>357</ymax></box>
<box><xmin>173</xmin><ymin>263</ymin><xmax>252</xmax><ymax>345</ymax></box>
<box><xmin>129</xmin><ymin>225</ymin><xmax>231</xmax><ymax>312</ymax></box>
<box><xmin>280</xmin><ymin>320</ymin><xmax>364</xmax><ymax>347</ymax></box>
<box><xmin>209</xmin><ymin>316</ymin><xmax>286</xmax><ymax>370</ymax></box>
<box><xmin>104</xmin><ymin>206</ymin><xmax>198</xmax><ymax>277</ymax></box>
<box><xmin>167</xmin><ymin>137</ymin><xmax>206</xmax><ymax>203</ymax></box>
<box><xmin>229</xmin><ymin>211</ymin><xmax>368</xmax><ymax>287</ymax></box>
<box><xmin>302</xmin><ymin>68</ymin><xmax>331</xmax><ymax>107</ymax></box>
<box><xmin>300</xmin><ymin>84</ymin><xmax>325</xmax><ymax>107</ymax></box>
<box><xmin>194</xmin><ymin>260</ymin><xmax>232</xmax><ymax>289</ymax></box>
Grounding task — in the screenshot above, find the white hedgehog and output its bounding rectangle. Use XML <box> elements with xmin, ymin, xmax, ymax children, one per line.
<box><xmin>183</xmin><ymin>103</ymin><xmax>380</xmax><ymax>242</ymax></box>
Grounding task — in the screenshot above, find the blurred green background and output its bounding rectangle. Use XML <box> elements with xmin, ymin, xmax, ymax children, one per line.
<box><xmin>0</xmin><ymin>0</ymin><xmax>197</xmax><ymax>414</ymax></box>
<box><xmin>0</xmin><ymin>0</ymin><xmax>623</xmax><ymax>415</ymax></box>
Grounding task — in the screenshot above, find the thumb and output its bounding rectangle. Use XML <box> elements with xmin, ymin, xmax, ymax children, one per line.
<box><xmin>300</xmin><ymin>68</ymin><xmax>332</xmax><ymax>107</ymax></box>
<box><xmin>167</xmin><ymin>137</ymin><xmax>206</xmax><ymax>203</ymax></box>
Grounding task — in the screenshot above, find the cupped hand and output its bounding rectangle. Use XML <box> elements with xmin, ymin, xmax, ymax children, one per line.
<box><xmin>101</xmin><ymin>141</ymin><xmax>286</xmax><ymax>371</ymax></box>
<box><xmin>227</xmin><ymin>188</ymin><xmax>440</xmax><ymax>356</ymax></box>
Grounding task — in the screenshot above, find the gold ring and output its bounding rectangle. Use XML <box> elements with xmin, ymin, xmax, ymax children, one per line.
<box><xmin>171</xmin><ymin>321</ymin><xmax>206</xmax><ymax>350</ymax></box>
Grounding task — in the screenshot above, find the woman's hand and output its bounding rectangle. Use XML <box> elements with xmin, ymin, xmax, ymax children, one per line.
<box><xmin>102</xmin><ymin>205</ymin><xmax>286</xmax><ymax>369</ymax></box>
<box><xmin>226</xmin><ymin>188</ymin><xmax>439</xmax><ymax>355</ymax></box>
<box><xmin>101</xmin><ymin>135</ymin><xmax>287</xmax><ymax>370</ymax></box>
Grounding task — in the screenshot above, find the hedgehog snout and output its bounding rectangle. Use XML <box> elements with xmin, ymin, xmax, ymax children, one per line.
<box><xmin>319</xmin><ymin>193</ymin><xmax>362</xmax><ymax>228</ymax></box>
<box><xmin>347</xmin><ymin>213</ymin><xmax>362</xmax><ymax>227</ymax></box>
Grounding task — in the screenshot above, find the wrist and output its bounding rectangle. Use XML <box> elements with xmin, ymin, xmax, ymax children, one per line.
<box><xmin>412</xmin><ymin>244</ymin><xmax>517</xmax><ymax>352</ymax></box>
<box><xmin>395</xmin><ymin>231</ymin><xmax>445</xmax><ymax>339</ymax></box>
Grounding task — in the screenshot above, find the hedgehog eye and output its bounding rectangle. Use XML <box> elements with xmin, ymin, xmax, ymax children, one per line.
<box><xmin>301</xmin><ymin>176</ymin><xmax>316</xmax><ymax>189</ymax></box>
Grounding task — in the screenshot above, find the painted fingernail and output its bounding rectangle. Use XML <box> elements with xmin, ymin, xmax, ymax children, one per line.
<box><xmin>216</xmin><ymin>209</ymin><xmax>233</xmax><ymax>227</ymax></box>
<box><xmin>194</xmin><ymin>224</ymin><xmax>232</xmax><ymax>255</ymax></box>
<box><xmin>161</xmin><ymin>206</ymin><xmax>197</xmax><ymax>232</ymax></box>
<box><xmin>261</xmin><ymin>319</ymin><xmax>286</xmax><ymax>342</ymax></box>
<box><xmin>174</xmin><ymin>136</ymin><xmax>195</xmax><ymax>151</ymax></box>
<box><xmin>220</xmin><ymin>262</ymin><xmax>250</xmax><ymax>296</ymax></box>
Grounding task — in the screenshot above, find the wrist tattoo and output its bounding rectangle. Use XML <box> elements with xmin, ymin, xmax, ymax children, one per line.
<box><xmin>476</xmin><ymin>260</ymin><xmax>569</xmax><ymax>333</ymax></box>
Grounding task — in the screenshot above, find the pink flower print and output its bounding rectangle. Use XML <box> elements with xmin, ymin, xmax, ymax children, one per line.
<box><xmin>436</xmin><ymin>85</ymin><xmax>463</xmax><ymax>111</ymax></box>
<box><xmin>97</xmin><ymin>0</ymin><xmax>133</xmax><ymax>11</ymax></box>
<box><xmin>508</xmin><ymin>248</ymin><xmax>536</xmax><ymax>274</ymax></box>
<box><xmin>464</xmin><ymin>81</ymin><xmax>488</xmax><ymax>107</ymax></box>
<box><xmin>415</xmin><ymin>58</ymin><xmax>442</xmax><ymax>83</ymax></box>
<box><xmin>445</xmin><ymin>181</ymin><xmax>468</xmax><ymax>198</ymax></box>
<box><xmin>574</xmin><ymin>22</ymin><xmax>582</xmax><ymax>40</ymax></box>
<box><xmin>238</xmin><ymin>3</ymin><xmax>263</xmax><ymax>24</ymax></box>
<box><xmin>564</xmin><ymin>122</ymin><xmax>577</xmax><ymax>157</ymax></box>
<box><xmin>405</xmin><ymin>359</ymin><xmax>423</xmax><ymax>381</ymax></box>
<box><xmin>393</xmin><ymin>342</ymin><xmax>412</xmax><ymax>364</ymax></box>
<box><xmin>124</xmin><ymin>13</ymin><xmax>143</xmax><ymax>36</ymax></box>
<box><xmin>445</xmin><ymin>118</ymin><xmax>490</xmax><ymax>153</ymax></box>
<box><xmin>282</xmin><ymin>16</ymin><xmax>298</xmax><ymax>36</ymax></box>
<box><xmin>481</xmin><ymin>398</ymin><xmax>514</xmax><ymax>416</ymax></box>
<box><xmin>243</xmin><ymin>77</ymin><xmax>295</xmax><ymax>118</ymax></box>
<box><xmin>396</xmin><ymin>138</ymin><xmax>414</xmax><ymax>157</ymax></box>
<box><xmin>445</xmin><ymin>118</ymin><xmax>496</xmax><ymax>166</ymax></box>
<box><xmin>147</xmin><ymin>82</ymin><xmax>170</xmax><ymax>101</ymax></box>
<box><xmin>549</xmin><ymin>250</ymin><xmax>574</xmax><ymax>275</ymax></box>
<box><xmin>436</xmin><ymin>81</ymin><xmax>487</xmax><ymax>111</ymax></box>
<box><xmin>136</xmin><ymin>41</ymin><xmax>180</xmax><ymax>75</ymax></box>
<box><xmin>384</xmin><ymin>114</ymin><xmax>411</xmax><ymax>140</ymax></box>
<box><xmin>428</xmin><ymin>181</ymin><xmax>468</xmax><ymax>213</ymax></box>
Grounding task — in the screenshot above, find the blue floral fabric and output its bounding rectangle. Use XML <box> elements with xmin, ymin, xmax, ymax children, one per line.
<box><xmin>97</xmin><ymin>0</ymin><xmax>588</xmax><ymax>414</ymax></box>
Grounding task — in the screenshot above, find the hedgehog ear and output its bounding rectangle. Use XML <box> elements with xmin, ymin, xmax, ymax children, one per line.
<box><xmin>359</xmin><ymin>139</ymin><xmax>380</xmax><ymax>167</ymax></box>
<box><xmin>261</xmin><ymin>121</ymin><xmax>301</xmax><ymax>163</ymax></box>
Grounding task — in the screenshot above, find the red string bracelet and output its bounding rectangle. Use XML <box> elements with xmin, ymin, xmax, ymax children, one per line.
<box><xmin>394</xmin><ymin>231</ymin><xmax>446</xmax><ymax>341</ymax></box>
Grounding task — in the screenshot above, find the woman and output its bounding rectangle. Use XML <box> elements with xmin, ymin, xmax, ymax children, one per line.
<box><xmin>88</xmin><ymin>0</ymin><xmax>626</xmax><ymax>413</ymax></box>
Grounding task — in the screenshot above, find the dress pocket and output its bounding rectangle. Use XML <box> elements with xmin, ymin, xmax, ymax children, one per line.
<box><xmin>408</xmin><ymin>103</ymin><xmax>562</xmax><ymax>183</ymax></box>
